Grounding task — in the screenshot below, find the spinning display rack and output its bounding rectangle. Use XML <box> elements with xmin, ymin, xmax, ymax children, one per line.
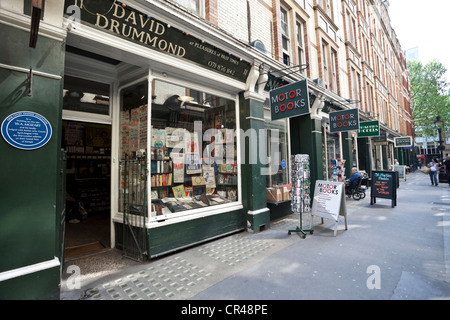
<box><xmin>288</xmin><ymin>154</ymin><xmax>314</xmax><ymax>238</ymax></box>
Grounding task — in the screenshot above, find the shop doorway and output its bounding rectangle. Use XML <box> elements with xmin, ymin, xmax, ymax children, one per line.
<box><xmin>61</xmin><ymin>45</ymin><xmax>119</xmax><ymax>259</ymax></box>
<box><xmin>62</xmin><ymin>120</ymin><xmax>112</xmax><ymax>258</ymax></box>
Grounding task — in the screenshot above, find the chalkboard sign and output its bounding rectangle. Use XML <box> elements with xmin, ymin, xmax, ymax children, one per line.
<box><xmin>370</xmin><ymin>171</ymin><xmax>397</xmax><ymax>208</ymax></box>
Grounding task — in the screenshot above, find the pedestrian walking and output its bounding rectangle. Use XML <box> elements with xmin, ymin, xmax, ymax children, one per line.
<box><xmin>428</xmin><ymin>158</ymin><xmax>439</xmax><ymax>186</ymax></box>
<box><xmin>444</xmin><ymin>155</ymin><xmax>450</xmax><ymax>186</ymax></box>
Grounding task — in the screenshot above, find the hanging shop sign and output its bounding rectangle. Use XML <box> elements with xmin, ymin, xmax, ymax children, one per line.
<box><xmin>63</xmin><ymin>0</ymin><xmax>251</xmax><ymax>82</ymax></box>
<box><xmin>310</xmin><ymin>180</ymin><xmax>348</xmax><ymax>236</ymax></box>
<box><xmin>329</xmin><ymin>108</ymin><xmax>360</xmax><ymax>133</ymax></box>
<box><xmin>264</xmin><ymin>73</ymin><xmax>290</xmax><ymax>91</ymax></box>
<box><xmin>1</xmin><ymin>111</ymin><xmax>52</xmax><ymax>150</ymax></box>
<box><xmin>357</xmin><ymin>120</ymin><xmax>380</xmax><ymax>137</ymax></box>
<box><xmin>269</xmin><ymin>80</ymin><xmax>310</xmax><ymax>120</ymax></box>
<box><xmin>372</xmin><ymin>132</ymin><xmax>387</xmax><ymax>145</ymax></box>
<box><xmin>370</xmin><ymin>171</ymin><xmax>397</xmax><ymax>208</ymax></box>
<box><xmin>394</xmin><ymin>136</ymin><xmax>413</xmax><ymax>148</ymax></box>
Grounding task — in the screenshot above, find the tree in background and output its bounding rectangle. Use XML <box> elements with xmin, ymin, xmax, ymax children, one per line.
<box><xmin>408</xmin><ymin>59</ymin><xmax>450</xmax><ymax>138</ymax></box>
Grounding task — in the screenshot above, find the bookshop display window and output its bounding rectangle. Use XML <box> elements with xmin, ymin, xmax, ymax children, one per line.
<box><xmin>118</xmin><ymin>80</ymin><xmax>148</xmax><ymax>212</ymax></box>
<box><xmin>118</xmin><ymin>79</ymin><xmax>239</xmax><ymax>219</ymax></box>
<box><xmin>264</xmin><ymin>108</ymin><xmax>290</xmax><ymax>187</ymax></box>
<box><xmin>325</xmin><ymin>129</ymin><xmax>343</xmax><ymax>181</ymax></box>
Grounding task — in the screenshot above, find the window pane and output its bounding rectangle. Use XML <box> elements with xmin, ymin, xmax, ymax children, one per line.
<box><xmin>172</xmin><ymin>0</ymin><xmax>200</xmax><ymax>15</ymax></box>
<box><xmin>264</xmin><ymin>108</ymin><xmax>289</xmax><ymax>188</ymax></box>
<box><xmin>281</xmin><ymin>8</ymin><xmax>289</xmax><ymax>36</ymax></box>
<box><xmin>149</xmin><ymin>80</ymin><xmax>238</xmax><ymax>218</ymax></box>
<box><xmin>63</xmin><ymin>76</ymin><xmax>110</xmax><ymax>115</ymax></box>
<box><xmin>118</xmin><ymin>81</ymin><xmax>149</xmax><ymax>212</ymax></box>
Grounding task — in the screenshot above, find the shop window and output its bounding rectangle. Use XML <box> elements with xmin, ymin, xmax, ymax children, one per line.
<box><xmin>63</xmin><ymin>75</ymin><xmax>110</xmax><ymax>115</ymax></box>
<box><xmin>325</xmin><ymin>128</ymin><xmax>343</xmax><ymax>181</ymax></box>
<box><xmin>118</xmin><ymin>81</ymin><xmax>148</xmax><ymax>213</ymax></box>
<box><xmin>118</xmin><ymin>79</ymin><xmax>238</xmax><ymax>218</ymax></box>
<box><xmin>264</xmin><ymin>109</ymin><xmax>290</xmax><ymax>190</ymax></box>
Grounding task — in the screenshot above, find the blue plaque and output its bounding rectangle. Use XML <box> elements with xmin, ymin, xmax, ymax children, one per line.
<box><xmin>281</xmin><ymin>159</ymin><xmax>287</xmax><ymax>169</ymax></box>
<box><xmin>1</xmin><ymin>111</ymin><xmax>52</xmax><ymax>150</ymax></box>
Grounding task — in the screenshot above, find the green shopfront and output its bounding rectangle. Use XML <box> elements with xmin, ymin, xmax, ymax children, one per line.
<box><xmin>59</xmin><ymin>0</ymin><xmax>275</xmax><ymax>259</ymax></box>
<box><xmin>0</xmin><ymin>0</ymin><xmax>278</xmax><ymax>299</ymax></box>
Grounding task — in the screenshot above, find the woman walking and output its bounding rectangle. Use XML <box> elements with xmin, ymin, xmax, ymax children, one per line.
<box><xmin>428</xmin><ymin>158</ymin><xmax>439</xmax><ymax>186</ymax></box>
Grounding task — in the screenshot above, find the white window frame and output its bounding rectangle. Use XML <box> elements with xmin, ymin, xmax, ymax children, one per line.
<box><xmin>145</xmin><ymin>72</ymin><xmax>243</xmax><ymax>227</ymax></box>
<box><xmin>280</xmin><ymin>6</ymin><xmax>291</xmax><ymax>65</ymax></box>
<box><xmin>296</xmin><ymin>19</ymin><xmax>306</xmax><ymax>73</ymax></box>
<box><xmin>171</xmin><ymin>0</ymin><xmax>205</xmax><ymax>17</ymax></box>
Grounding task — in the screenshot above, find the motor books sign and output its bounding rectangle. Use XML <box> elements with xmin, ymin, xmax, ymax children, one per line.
<box><xmin>269</xmin><ymin>80</ymin><xmax>310</xmax><ymax>120</ymax></box>
<box><xmin>310</xmin><ymin>180</ymin><xmax>348</xmax><ymax>236</ymax></box>
<box><xmin>329</xmin><ymin>109</ymin><xmax>360</xmax><ymax>133</ymax></box>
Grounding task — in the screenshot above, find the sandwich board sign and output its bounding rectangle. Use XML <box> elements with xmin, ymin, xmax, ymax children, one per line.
<box><xmin>310</xmin><ymin>181</ymin><xmax>348</xmax><ymax>236</ymax></box>
<box><xmin>370</xmin><ymin>171</ymin><xmax>397</xmax><ymax>208</ymax></box>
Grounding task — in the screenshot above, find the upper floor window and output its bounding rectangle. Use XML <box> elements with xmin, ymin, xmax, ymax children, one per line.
<box><xmin>296</xmin><ymin>19</ymin><xmax>306</xmax><ymax>73</ymax></box>
<box><xmin>321</xmin><ymin>41</ymin><xmax>338</xmax><ymax>93</ymax></box>
<box><xmin>318</xmin><ymin>0</ymin><xmax>333</xmax><ymax>19</ymax></box>
<box><xmin>172</xmin><ymin>0</ymin><xmax>203</xmax><ymax>16</ymax></box>
<box><xmin>280</xmin><ymin>7</ymin><xmax>291</xmax><ymax>65</ymax></box>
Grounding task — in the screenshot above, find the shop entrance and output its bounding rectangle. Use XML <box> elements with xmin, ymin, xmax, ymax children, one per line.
<box><xmin>62</xmin><ymin>120</ymin><xmax>112</xmax><ymax>258</ymax></box>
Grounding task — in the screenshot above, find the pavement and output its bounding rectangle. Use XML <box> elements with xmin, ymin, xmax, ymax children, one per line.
<box><xmin>59</xmin><ymin>171</ymin><xmax>450</xmax><ymax>301</ymax></box>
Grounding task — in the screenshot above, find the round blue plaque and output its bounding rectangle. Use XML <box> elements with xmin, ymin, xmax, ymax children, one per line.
<box><xmin>1</xmin><ymin>111</ymin><xmax>52</xmax><ymax>150</ymax></box>
<box><xmin>281</xmin><ymin>159</ymin><xmax>287</xmax><ymax>169</ymax></box>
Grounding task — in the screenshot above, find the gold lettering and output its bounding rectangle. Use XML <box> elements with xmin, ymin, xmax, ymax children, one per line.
<box><xmin>125</xmin><ymin>11</ymin><xmax>137</xmax><ymax>25</ymax></box>
<box><xmin>149</xmin><ymin>20</ymin><xmax>155</xmax><ymax>32</ymax></box>
<box><xmin>95</xmin><ymin>14</ymin><xmax>109</xmax><ymax>29</ymax></box>
<box><xmin>122</xmin><ymin>24</ymin><xmax>132</xmax><ymax>37</ymax></box>
<box><xmin>113</xmin><ymin>3</ymin><xmax>125</xmax><ymax>19</ymax></box>
<box><xmin>144</xmin><ymin>33</ymin><xmax>158</xmax><ymax>46</ymax></box>
<box><xmin>132</xmin><ymin>28</ymin><xmax>146</xmax><ymax>42</ymax></box>
<box><xmin>167</xmin><ymin>42</ymin><xmax>178</xmax><ymax>55</ymax></box>
<box><xmin>109</xmin><ymin>19</ymin><xmax>120</xmax><ymax>34</ymax></box>
<box><xmin>139</xmin><ymin>14</ymin><xmax>150</xmax><ymax>29</ymax></box>
<box><xmin>158</xmin><ymin>39</ymin><xmax>168</xmax><ymax>51</ymax></box>
<box><xmin>154</xmin><ymin>21</ymin><xmax>165</xmax><ymax>35</ymax></box>
<box><xmin>177</xmin><ymin>46</ymin><xmax>186</xmax><ymax>57</ymax></box>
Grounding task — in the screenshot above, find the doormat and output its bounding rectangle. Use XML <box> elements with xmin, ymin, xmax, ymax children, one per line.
<box><xmin>65</xmin><ymin>241</ymin><xmax>105</xmax><ymax>258</ymax></box>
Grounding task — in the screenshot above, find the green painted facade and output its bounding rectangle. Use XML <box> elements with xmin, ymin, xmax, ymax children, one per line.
<box><xmin>290</xmin><ymin>115</ymin><xmax>324</xmax><ymax>195</ymax></box>
<box><xmin>239</xmin><ymin>92</ymin><xmax>271</xmax><ymax>232</ymax></box>
<box><xmin>0</xmin><ymin>24</ymin><xmax>65</xmax><ymax>299</ymax></box>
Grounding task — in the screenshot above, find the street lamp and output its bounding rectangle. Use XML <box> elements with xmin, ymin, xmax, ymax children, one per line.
<box><xmin>434</xmin><ymin>116</ymin><xmax>445</xmax><ymax>160</ymax></box>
